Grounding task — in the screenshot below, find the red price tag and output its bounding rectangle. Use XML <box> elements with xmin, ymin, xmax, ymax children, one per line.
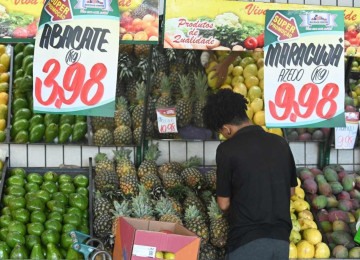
<box><xmin>35</xmin><ymin>59</ymin><xmax>106</xmax><ymax>108</ymax></box>
<box><xmin>268</xmin><ymin>82</ymin><xmax>339</xmax><ymax>123</ymax></box>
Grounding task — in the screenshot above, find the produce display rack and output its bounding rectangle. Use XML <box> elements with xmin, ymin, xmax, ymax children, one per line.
<box><xmin>0</xmin><ymin>157</ymin><xmax>94</xmax><ymax>237</ymax></box>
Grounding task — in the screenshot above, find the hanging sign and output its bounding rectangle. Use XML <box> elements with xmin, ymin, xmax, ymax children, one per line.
<box><xmin>33</xmin><ymin>0</ymin><xmax>119</xmax><ymax>117</ymax></box>
<box><xmin>156</xmin><ymin>108</ymin><xmax>178</xmax><ymax>133</ymax></box>
<box><xmin>335</xmin><ymin>112</ymin><xmax>359</xmax><ymax>149</ymax></box>
<box><xmin>164</xmin><ymin>0</ymin><xmax>360</xmax><ymax>54</ymax></box>
<box><xmin>264</xmin><ymin>10</ymin><xmax>345</xmax><ymax>128</ymax></box>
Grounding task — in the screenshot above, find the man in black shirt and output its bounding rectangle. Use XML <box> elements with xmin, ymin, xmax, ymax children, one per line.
<box><xmin>203</xmin><ymin>89</ymin><xmax>297</xmax><ymax>260</ymax></box>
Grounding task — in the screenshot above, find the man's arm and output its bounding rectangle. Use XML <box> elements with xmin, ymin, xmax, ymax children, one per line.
<box><xmin>291</xmin><ymin>187</ymin><xmax>295</xmax><ymax>197</ymax></box>
<box><xmin>217</xmin><ymin>196</ymin><xmax>230</xmax><ymax>213</ymax></box>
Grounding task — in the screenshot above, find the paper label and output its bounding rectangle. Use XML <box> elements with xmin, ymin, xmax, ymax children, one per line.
<box><xmin>335</xmin><ymin>112</ymin><xmax>359</xmax><ymax>149</ymax></box>
<box><xmin>156</xmin><ymin>108</ymin><xmax>178</xmax><ymax>133</ymax></box>
<box><xmin>132</xmin><ymin>245</ymin><xmax>156</xmax><ymax>258</ymax></box>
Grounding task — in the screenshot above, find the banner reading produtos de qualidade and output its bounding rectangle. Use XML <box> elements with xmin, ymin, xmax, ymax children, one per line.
<box><xmin>264</xmin><ymin>10</ymin><xmax>345</xmax><ymax>128</ymax></box>
<box><xmin>33</xmin><ymin>0</ymin><xmax>119</xmax><ymax>117</ymax></box>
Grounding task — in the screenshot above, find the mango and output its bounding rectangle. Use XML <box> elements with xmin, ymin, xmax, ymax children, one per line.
<box><xmin>312</xmin><ymin>195</ymin><xmax>327</xmax><ymax>210</ymax></box>
<box><xmin>329</xmin><ymin>181</ymin><xmax>343</xmax><ymax>194</ymax></box>
<box><xmin>332</xmin><ymin>245</ymin><xmax>348</xmax><ymax>258</ymax></box>
<box><xmin>318</xmin><ymin>182</ymin><xmax>332</xmax><ymax>196</ymax></box>
<box><xmin>326</xmin><ymin>195</ymin><xmax>339</xmax><ymax>209</ymax></box>
<box><xmin>331</xmin><ymin>231</ymin><xmax>355</xmax><ymax>249</ymax></box>
<box><xmin>328</xmin><ymin>210</ymin><xmax>350</xmax><ymax>223</ymax></box>
<box><xmin>303</xmin><ymin>179</ymin><xmax>318</xmax><ymax>194</ymax></box>
<box><xmin>324</xmin><ymin>167</ymin><xmax>338</xmax><ymax>182</ymax></box>
<box><xmin>320</xmin><ymin>221</ymin><xmax>332</xmax><ymax>233</ymax></box>
<box><xmin>338</xmin><ymin>199</ymin><xmax>353</xmax><ymax>212</ymax></box>
<box><xmin>342</xmin><ymin>175</ymin><xmax>355</xmax><ymax>191</ymax></box>
<box><xmin>332</xmin><ymin>220</ymin><xmax>350</xmax><ymax>232</ymax></box>
<box><xmin>349</xmin><ymin>247</ymin><xmax>360</xmax><ymax>259</ymax></box>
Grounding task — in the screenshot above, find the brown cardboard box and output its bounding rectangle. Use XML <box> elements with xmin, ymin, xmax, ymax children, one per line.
<box><xmin>113</xmin><ymin>217</ymin><xmax>200</xmax><ymax>260</ymax></box>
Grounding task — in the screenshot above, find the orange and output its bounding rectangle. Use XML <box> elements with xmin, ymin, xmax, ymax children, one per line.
<box><xmin>144</xmin><ymin>26</ymin><xmax>158</xmax><ymax>38</ymax></box>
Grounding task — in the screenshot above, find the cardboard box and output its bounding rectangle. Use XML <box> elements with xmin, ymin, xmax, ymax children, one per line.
<box><xmin>113</xmin><ymin>217</ymin><xmax>200</xmax><ymax>260</ymax></box>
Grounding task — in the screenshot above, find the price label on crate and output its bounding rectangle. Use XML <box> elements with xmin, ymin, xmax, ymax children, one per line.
<box><xmin>132</xmin><ymin>245</ymin><xmax>156</xmax><ymax>258</ymax></box>
<box><xmin>264</xmin><ymin>10</ymin><xmax>345</xmax><ymax>128</ymax></box>
<box><xmin>33</xmin><ymin>0</ymin><xmax>119</xmax><ymax>117</ymax></box>
<box><xmin>156</xmin><ymin>108</ymin><xmax>178</xmax><ymax>133</ymax></box>
<box><xmin>335</xmin><ymin>112</ymin><xmax>359</xmax><ymax>149</ymax></box>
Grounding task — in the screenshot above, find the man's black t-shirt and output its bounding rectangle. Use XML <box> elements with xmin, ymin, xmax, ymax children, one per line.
<box><xmin>216</xmin><ymin>125</ymin><xmax>297</xmax><ymax>253</ymax></box>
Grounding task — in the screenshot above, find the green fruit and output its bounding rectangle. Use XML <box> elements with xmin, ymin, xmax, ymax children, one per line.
<box><xmin>1</xmin><ymin>207</ymin><xmax>11</xmax><ymax>216</ymax></box>
<box><xmin>8</xmin><ymin>220</ymin><xmax>26</xmax><ymax>236</ymax></box>
<box><xmin>60</xmin><ymin>233</ymin><xmax>73</xmax><ymax>250</ymax></box>
<box><xmin>76</xmin><ymin>187</ymin><xmax>88</xmax><ymax>197</ymax></box>
<box><xmin>30</xmin><ymin>210</ymin><xmax>47</xmax><ymax>223</ymax></box>
<box><xmin>6</xmin><ymin>175</ymin><xmax>25</xmax><ymax>187</ymax></box>
<box><xmin>25</xmin><ymin>182</ymin><xmax>40</xmax><ymax>192</ymax></box>
<box><xmin>8</xmin><ymin>196</ymin><xmax>26</xmax><ymax>210</ymax></box>
<box><xmin>11</xmin><ymin>208</ymin><xmax>30</xmax><ymax>223</ymax></box>
<box><xmin>9</xmin><ymin>168</ymin><xmax>26</xmax><ymax>178</ymax></box>
<box><xmin>73</xmin><ymin>174</ymin><xmax>89</xmax><ymax>188</ymax></box>
<box><xmin>41</xmin><ymin>230</ymin><xmax>60</xmax><ymax>245</ymax></box>
<box><xmin>35</xmin><ymin>189</ymin><xmax>51</xmax><ymax>202</ymax></box>
<box><xmin>26</xmin><ymin>197</ymin><xmax>45</xmax><ymax>212</ymax></box>
<box><xmin>66</xmin><ymin>207</ymin><xmax>82</xmax><ymax>217</ymax></box>
<box><xmin>43</xmin><ymin>171</ymin><xmax>58</xmax><ymax>182</ymax></box>
<box><xmin>62</xmin><ymin>224</ymin><xmax>76</xmax><ymax>234</ymax></box>
<box><xmin>6</xmin><ymin>185</ymin><xmax>26</xmax><ymax>197</ymax></box>
<box><xmin>58</xmin><ymin>174</ymin><xmax>72</xmax><ymax>184</ymax></box>
<box><xmin>47</xmin><ymin>200</ymin><xmax>66</xmax><ymax>214</ymax></box>
<box><xmin>0</xmin><ymin>228</ymin><xmax>8</xmax><ymax>241</ymax></box>
<box><xmin>41</xmin><ymin>181</ymin><xmax>58</xmax><ymax>194</ymax></box>
<box><xmin>52</xmin><ymin>191</ymin><xmax>69</xmax><ymax>205</ymax></box>
<box><xmin>27</xmin><ymin>172</ymin><xmax>43</xmax><ymax>185</ymax></box>
<box><xmin>63</xmin><ymin>213</ymin><xmax>81</xmax><ymax>227</ymax></box>
<box><xmin>69</xmin><ymin>193</ymin><xmax>88</xmax><ymax>210</ymax></box>
<box><xmin>0</xmin><ymin>215</ymin><xmax>11</xmax><ymax>228</ymax></box>
<box><xmin>30</xmin><ymin>243</ymin><xmax>45</xmax><ymax>259</ymax></box>
<box><xmin>59</xmin><ymin>182</ymin><xmax>75</xmax><ymax>194</ymax></box>
<box><xmin>27</xmin><ymin>222</ymin><xmax>45</xmax><ymax>236</ymax></box>
<box><xmin>6</xmin><ymin>231</ymin><xmax>25</xmax><ymax>248</ymax></box>
<box><xmin>47</xmin><ymin>212</ymin><xmax>63</xmax><ymax>223</ymax></box>
<box><xmin>46</xmin><ymin>243</ymin><xmax>62</xmax><ymax>260</ymax></box>
<box><xmin>0</xmin><ymin>241</ymin><xmax>10</xmax><ymax>259</ymax></box>
<box><xmin>23</xmin><ymin>44</ymin><xmax>34</xmax><ymax>57</ymax></box>
<box><xmin>45</xmin><ymin>219</ymin><xmax>62</xmax><ymax>233</ymax></box>
<box><xmin>25</xmin><ymin>235</ymin><xmax>41</xmax><ymax>251</ymax></box>
<box><xmin>10</xmin><ymin>243</ymin><xmax>28</xmax><ymax>259</ymax></box>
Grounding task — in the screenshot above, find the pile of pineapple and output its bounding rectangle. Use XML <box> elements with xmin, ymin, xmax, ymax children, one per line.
<box><xmin>93</xmin><ymin>143</ymin><xmax>228</xmax><ymax>260</ymax></box>
<box><xmin>290</xmin><ymin>177</ymin><xmax>331</xmax><ymax>259</ymax></box>
<box><xmin>91</xmin><ymin>45</ymin><xmax>214</xmax><ymax>145</ymax></box>
<box><xmin>203</xmin><ymin>50</ymin><xmax>283</xmax><ymax>138</ymax></box>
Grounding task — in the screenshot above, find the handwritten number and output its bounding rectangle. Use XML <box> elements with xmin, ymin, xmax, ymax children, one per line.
<box><xmin>293</xmin><ymin>83</ymin><xmax>318</xmax><ymax>118</ymax></box>
<box><xmin>35</xmin><ymin>59</ymin><xmax>60</xmax><ymax>106</ymax></box>
<box><xmin>81</xmin><ymin>63</ymin><xmax>106</xmax><ymax>105</ymax></box>
<box><xmin>269</xmin><ymin>83</ymin><xmax>294</xmax><ymax>120</ymax></box>
<box><xmin>316</xmin><ymin>83</ymin><xmax>338</xmax><ymax>119</ymax></box>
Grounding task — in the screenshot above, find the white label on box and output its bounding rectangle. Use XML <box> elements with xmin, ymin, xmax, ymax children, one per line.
<box><xmin>132</xmin><ymin>245</ymin><xmax>156</xmax><ymax>258</ymax></box>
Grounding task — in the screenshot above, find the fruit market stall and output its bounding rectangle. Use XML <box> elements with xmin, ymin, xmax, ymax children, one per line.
<box><xmin>0</xmin><ymin>0</ymin><xmax>359</xmax><ymax>259</ymax></box>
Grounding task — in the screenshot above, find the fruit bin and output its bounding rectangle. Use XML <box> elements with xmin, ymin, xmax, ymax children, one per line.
<box><xmin>0</xmin><ymin>157</ymin><xmax>94</xmax><ymax>258</ymax></box>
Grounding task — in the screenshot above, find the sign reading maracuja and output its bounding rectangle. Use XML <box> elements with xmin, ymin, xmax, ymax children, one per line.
<box><xmin>264</xmin><ymin>10</ymin><xmax>345</xmax><ymax>128</ymax></box>
<box><xmin>33</xmin><ymin>0</ymin><xmax>119</xmax><ymax>117</ymax></box>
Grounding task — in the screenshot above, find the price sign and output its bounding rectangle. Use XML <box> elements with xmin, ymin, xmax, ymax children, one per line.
<box><xmin>33</xmin><ymin>0</ymin><xmax>119</xmax><ymax>117</ymax></box>
<box><xmin>156</xmin><ymin>108</ymin><xmax>178</xmax><ymax>133</ymax></box>
<box><xmin>264</xmin><ymin>10</ymin><xmax>345</xmax><ymax>128</ymax></box>
<box><xmin>335</xmin><ymin>112</ymin><xmax>359</xmax><ymax>149</ymax></box>
<box><xmin>132</xmin><ymin>245</ymin><xmax>156</xmax><ymax>258</ymax></box>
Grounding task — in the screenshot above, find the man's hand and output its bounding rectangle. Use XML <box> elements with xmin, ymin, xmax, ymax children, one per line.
<box><xmin>217</xmin><ymin>196</ymin><xmax>230</xmax><ymax>213</ymax></box>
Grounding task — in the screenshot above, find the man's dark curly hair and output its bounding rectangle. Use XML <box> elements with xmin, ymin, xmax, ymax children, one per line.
<box><xmin>203</xmin><ymin>89</ymin><xmax>249</xmax><ymax>132</ymax></box>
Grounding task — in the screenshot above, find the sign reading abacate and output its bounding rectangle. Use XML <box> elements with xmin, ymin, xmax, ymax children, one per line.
<box><xmin>33</xmin><ymin>0</ymin><xmax>119</xmax><ymax>117</ymax></box>
<box><xmin>264</xmin><ymin>10</ymin><xmax>345</xmax><ymax>128</ymax></box>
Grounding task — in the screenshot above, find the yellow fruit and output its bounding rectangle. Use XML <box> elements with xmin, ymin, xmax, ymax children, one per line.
<box><xmin>233</xmin><ymin>83</ymin><xmax>247</xmax><ymax>97</ymax></box>
<box><xmin>164</xmin><ymin>252</ymin><xmax>175</xmax><ymax>260</ymax></box>
<box><xmin>155</xmin><ymin>251</ymin><xmax>164</xmax><ymax>259</ymax></box>
<box><xmin>293</xmin><ymin>199</ymin><xmax>310</xmax><ymax>212</ymax></box>
<box><xmin>0</xmin><ymin>119</ymin><xmax>5</xmax><ymax>131</ymax></box>
<box><xmin>352</xmin><ymin>91</ymin><xmax>358</xmax><ymax>98</ymax></box>
<box><xmin>253</xmin><ymin>110</ymin><xmax>265</xmax><ymax>126</ymax></box>
<box><xmin>246</xmin><ymin>106</ymin><xmax>254</xmax><ymax>120</ymax></box>
<box><xmin>268</xmin><ymin>128</ymin><xmax>283</xmax><ymax>137</ymax></box>
<box><xmin>0</xmin><ymin>73</ymin><xmax>8</xmax><ymax>83</ymax></box>
<box><xmin>0</xmin><ymin>64</ymin><xmax>5</xmax><ymax>73</ymax></box>
<box><xmin>248</xmin><ymin>86</ymin><xmax>262</xmax><ymax>101</ymax></box>
<box><xmin>298</xmin><ymin>209</ymin><xmax>313</xmax><ymax>220</ymax></box>
<box><xmin>297</xmin><ymin>240</ymin><xmax>315</xmax><ymax>258</ymax></box>
<box><xmin>290</xmin><ymin>200</ymin><xmax>295</xmax><ymax>213</ymax></box>
<box><xmin>0</xmin><ymin>53</ymin><xmax>10</xmax><ymax>71</ymax></box>
<box><xmin>290</xmin><ymin>212</ymin><xmax>297</xmax><ymax>220</ymax></box>
<box><xmin>289</xmin><ymin>230</ymin><xmax>301</xmax><ymax>244</ymax></box>
<box><xmin>245</xmin><ymin>75</ymin><xmax>259</xmax><ymax>89</ymax></box>
<box><xmin>289</xmin><ymin>242</ymin><xmax>297</xmax><ymax>259</ymax></box>
<box><xmin>227</xmin><ymin>64</ymin><xmax>234</xmax><ymax>75</ymax></box>
<box><xmin>0</xmin><ymin>92</ymin><xmax>8</xmax><ymax>105</ymax></box>
<box><xmin>220</xmin><ymin>84</ymin><xmax>232</xmax><ymax>90</ymax></box>
<box><xmin>257</xmin><ymin>67</ymin><xmax>264</xmax><ymax>80</ymax></box>
<box><xmin>295</xmin><ymin>187</ymin><xmax>305</xmax><ymax>199</ymax></box>
<box><xmin>348</xmin><ymin>212</ymin><xmax>356</xmax><ymax>223</ymax></box>
<box><xmin>250</xmin><ymin>98</ymin><xmax>263</xmax><ymax>113</ymax></box>
<box><xmin>259</xmin><ymin>79</ymin><xmax>264</xmax><ymax>90</ymax></box>
<box><xmin>303</xmin><ymin>228</ymin><xmax>322</xmax><ymax>245</ymax></box>
<box><xmin>243</xmin><ymin>64</ymin><xmax>258</xmax><ymax>78</ymax></box>
<box><xmin>219</xmin><ymin>133</ymin><xmax>227</xmax><ymax>141</ymax></box>
<box><xmin>261</xmin><ymin>126</ymin><xmax>268</xmax><ymax>132</ymax></box>
<box><xmin>315</xmin><ymin>242</ymin><xmax>330</xmax><ymax>258</ymax></box>
<box><xmin>0</xmin><ymin>45</ymin><xmax>5</xmax><ymax>55</ymax></box>
<box><xmin>297</xmin><ymin>177</ymin><xmax>301</xmax><ymax>187</ymax></box>
<box><xmin>207</xmin><ymin>71</ymin><xmax>219</xmax><ymax>89</ymax></box>
<box><xmin>355</xmin><ymin>86</ymin><xmax>360</xmax><ymax>96</ymax></box>
<box><xmin>231</xmin><ymin>75</ymin><xmax>244</xmax><ymax>86</ymax></box>
<box><xmin>298</xmin><ymin>218</ymin><xmax>317</xmax><ymax>230</ymax></box>
<box><xmin>232</xmin><ymin>65</ymin><xmax>243</xmax><ymax>76</ymax></box>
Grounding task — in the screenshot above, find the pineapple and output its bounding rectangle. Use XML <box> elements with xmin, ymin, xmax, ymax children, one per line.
<box><xmin>125</xmin><ymin>78</ymin><xmax>139</xmax><ymax>105</ymax></box>
<box><xmin>155</xmin><ymin>196</ymin><xmax>182</xmax><ymax>225</ymax></box>
<box><xmin>203</xmin><ymin>168</ymin><xmax>216</xmax><ymax>192</ymax></box>
<box><xmin>132</xmin><ymin>185</ymin><xmax>155</xmax><ymax>220</ymax></box>
<box><xmin>184</xmin><ymin>50</ymin><xmax>201</xmax><ymax>87</ymax></box>
<box><xmin>119</xmin><ymin>44</ymin><xmax>133</xmax><ymax>56</ymax></box>
<box><xmin>137</xmin><ymin>143</ymin><xmax>160</xmax><ymax>178</ymax></box>
<box><xmin>131</xmin><ymin>81</ymin><xmax>146</xmax><ymax>129</ymax></box>
<box><xmin>199</xmin><ymin>243</ymin><xmax>219</xmax><ymax>260</ymax></box>
<box><xmin>155</xmin><ymin>75</ymin><xmax>173</xmax><ymax>109</ymax></box>
<box><xmin>192</xmin><ymin>72</ymin><xmax>209</xmax><ymax>128</ymax></box>
<box><xmin>158</xmin><ymin>161</ymin><xmax>184</xmax><ymax>179</ymax></box>
<box><xmin>114</xmin><ymin>96</ymin><xmax>132</xmax><ymax>128</ymax></box>
<box><xmin>111</xmin><ymin>200</ymin><xmax>132</xmax><ymax>236</ymax></box>
<box><xmin>208</xmin><ymin>197</ymin><xmax>229</xmax><ymax>248</ymax></box>
<box><xmin>94</xmin><ymin>153</ymin><xmax>114</xmax><ymax>175</ymax></box>
<box><xmin>133</xmin><ymin>119</ymin><xmax>154</xmax><ymax>146</ymax></box>
<box><xmin>168</xmin><ymin>50</ymin><xmax>185</xmax><ymax>98</ymax></box>
<box><xmin>182</xmin><ymin>188</ymin><xmax>207</xmax><ymax>221</ymax></box>
<box><xmin>91</xmin><ymin>117</ymin><xmax>115</xmax><ymax>132</ymax></box>
<box><xmin>140</xmin><ymin>173</ymin><xmax>162</xmax><ymax>191</ymax></box>
<box><xmin>113</xmin><ymin>149</ymin><xmax>137</xmax><ymax>177</ymax></box>
<box><xmin>180</xmin><ymin>156</ymin><xmax>203</xmax><ymax>190</ymax></box>
<box><xmin>119</xmin><ymin>174</ymin><xmax>139</xmax><ymax>198</ymax></box>
<box><xmin>168</xmin><ymin>196</ymin><xmax>183</xmax><ymax>216</ymax></box>
<box><xmin>117</xmin><ymin>52</ymin><xmax>134</xmax><ymax>97</ymax></box>
<box><xmin>94</xmin><ymin>169</ymin><xmax>120</xmax><ymax>194</ymax></box>
<box><xmin>93</xmin><ymin>128</ymin><xmax>114</xmax><ymax>146</ymax></box>
<box><xmin>94</xmin><ymin>213</ymin><xmax>113</xmax><ymax>238</ymax></box>
<box><xmin>175</xmin><ymin>75</ymin><xmax>193</xmax><ymax>128</ymax></box>
<box><xmin>160</xmin><ymin>171</ymin><xmax>184</xmax><ymax>190</ymax></box>
<box><xmin>184</xmin><ymin>205</ymin><xmax>209</xmax><ymax>244</ymax></box>
<box><xmin>94</xmin><ymin>191</ymin><xmax>114</xmax><ymax>218</ymax></box>
<box><xmin>134</xmin><ymin>44</ymin><xmax>151</xmax><ymax>59</ymax></box>
<box><xmin>200</xmin><ymin>190</ymin><xmax>215</xmax><ymax>208</ymax></box>
<box><xmin>114</xmin><ymin>125</ymin><xmax>133</xmax><ymax>146</ymax></box>
<box><xmin>151</xmin><ymin>71</ymin><xmax>167</xmax><ymax>98</ymax></box>
<box><xmin>154</xmin><ymin>47</ymin><xmax>169</xmax><ymax>74</ymax></box>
